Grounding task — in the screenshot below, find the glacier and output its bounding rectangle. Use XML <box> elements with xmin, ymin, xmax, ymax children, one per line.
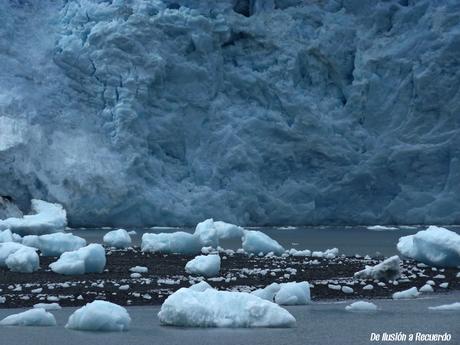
<box><xmin>0</xmin><ymin>0</ymin><xmax>459</xmax><ymax>227</ymax></box>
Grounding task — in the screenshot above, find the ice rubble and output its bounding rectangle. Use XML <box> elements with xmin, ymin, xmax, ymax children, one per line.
<box><xmin>242</xmin><ymin>230</ymin><xmax>284</xmax><ymax>255</ymax></box>
<box><xmin>2</xmin><ymin>0</ymin><xmax>459</xmax><ymax>227</ymax></box>
<box><xmin>5</xmin><ymin>246</ymin><xmax>39</xmax><ymax>273</ymax></box>
<box><xmin>185</xmin><ymin>254</ymin><xmax>221</xmax><ymax>277</ymax></box>
<box><xmin>66</xmin><ymin>301</ymin><xmax>131</xmax><ymax>332</ymax></box>
<box><xmin>103</xmin><ymin>229</ymin><xmax>132</xmax><ymax>248</ymax></box>
<box><xmin>158</xmin><ymin>286</ymin><xmax>296</xmax><ymax>328</ymax></box>
<box><xmin>50</xmin><ymin>243</ymin><xmax>106</xmax><ymax>275</ymax></box>
<box><xmin>392</xmin><ymin>287</ymin><xmax>419</xmax><ymax>300</ymax></box>
<box><xmin>22</xmin><ymin>233</ymin><xmax>86</xmax><ymax>256</ymax></box>
<box><xmin>0</xmin><ymin>200</ymin><xmax>67</xmax><ymax>236</ymax></box>
<box><xmin>345</xmin><ymin>301</ymin><xmax>378</xmax><ymax>313</ymax></box>
<box><xmin>354</xmin><ymin>255</ymin><xmax>401</xmax><ymax>281</ymax></box>
<box><xmin>428</xmin><ymin>302</ymin><xmax>460</xmax><ymax>311</ymax></box>
<box><xmin>252</xmin><ymin>282</ymin><xmax>311</xmax><ymax>305</ymax></box>
<box><xmin>0</xmin><ymin>308</ymin><xmax>56</xmax><ymax>327</ymax></box>
<box><xmin>397</xmin><ymin>226</ymin><xmax>460</xmax><ymax>267</ymax></box>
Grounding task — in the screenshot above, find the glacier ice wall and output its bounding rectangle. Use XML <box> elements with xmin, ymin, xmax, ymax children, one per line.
<box><xmin>0</xmin><ymin>0</ymin><xmax>459</xmax><ymax>226</ymax></box>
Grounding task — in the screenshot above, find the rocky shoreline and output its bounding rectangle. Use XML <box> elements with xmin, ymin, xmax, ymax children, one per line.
<box><xmin>0</xmin><ymin>247</ymin><xmax>458</xmax><ymax>309</ymax></box>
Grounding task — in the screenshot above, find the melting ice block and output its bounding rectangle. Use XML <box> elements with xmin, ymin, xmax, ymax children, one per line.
<box><xmin>103</xmin><ymin>229</ymin><xmax>131</xmax><ymax>249</ymax></box>
<box><xmin>0</xmin><ymin>308</ymin><xmax>56</xmax><ymax>326</ymax></box>
<box><xmin>354</xmin><ymin>255</ymin><xmax>401</xmax><ymax>281</ymax></box>
<box><xmin>49</xmin><ymin>243</ymin><xmax>106</xmax><ymax>275</ymax></box>
<box><xmin>141</xmin><ymin>232</ymin><xmax>202</xmax><ymax>255</ymax></box>
<box><xmin>242</xmin><ymin>230</ymin><xmax>284</xmax><ymax>255</ymax></box>
<box><xmin>252</xmin><ymin>282</ymin><xmax>311</xmax><ymax>305</ymax></box>
<box><xmin>185</xmin><ymin>254</ymin><xmax>221</xmax><ymax>277</ymax></box>
<box><xmin>5</xmin><ymin>246</ymin><xmax>39</xmax><ymax>273</ymax></box>
<box><xmin>66</xmin><ymin>301</ymin><xmax>131</xmax><ymax>331</ymax></box>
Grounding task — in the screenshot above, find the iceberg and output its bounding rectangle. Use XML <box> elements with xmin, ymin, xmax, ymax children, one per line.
<box><xmin>252</xmin><ymin>282</ymin><xmax>311</xmax><ymax>305</ymax></box>
<box><xmin>345</xmin><ymin>301</ymin><xmax>378</xmax><ymax>312</ymax></box>
<box><xmin>141</xmin><ymin>232</ymin><xmax>202</xmax><ymax>255</ymax></box>
<box><xmin>242</xmin><ymin>230</ymin><xmax>284</xmax><ymax>255</ymax></box>
<box><xmin>66</xmin><ymin>301</ymin><xmax>131</xmax><ymax>332</ymax></box>
<box><xmin>103</xmin><ymin>229</ymin><xmax>132</xmax><ymax>249</ymax></box>
<box><xmin>194</xmin><ymin>219</ymin><xmax>245</xmax><ymax>247</ymax></box>
<box><xmin>49</xmin><ymin>243</ymin><xmax>106</xmax><ymax>275</ymax></box>
<box><xmin>397</xmin><ymin>226</ymin><xmax>460</xmax><ymax>267</ymax></box>
<box><xmin>0</xmin><ymin>308</ymin><xmax>56</xmax><ymax>327</ymax></box>
<box><xmin>5</xmin><ymin>246</ymin><xmax>39</xmax><ymax>273</ymax></box>
<box><xmin>354</xmin><ymin>255</ymin><xmax>401</xmax><ymax>281</ymax></box>
<box><xmin>185</xmin><ymin>254</ymin><xmax>221</xmax><ymax>277</ymax></box>
<box><xmin>158</xmin><ymin>287</ymin><xmax>296</xmax><ymax>328</ymax></box>
<box><xmin>392</xmin><ymin>287</ymin><xmax>419</xmax><ymax>300</ymax></box>
<box><xmin>0</xmin><ymin>200</ymin><xmax>67</xmax><ymax>236</ymax></box>
<box><xmin>22</xmin><ymin>233</ymin><xmax>86</xmax><ymax>256</ymax></box>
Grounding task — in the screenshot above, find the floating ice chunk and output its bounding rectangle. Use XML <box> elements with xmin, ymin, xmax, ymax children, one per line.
<box><xmin>141</xmin><ymin>232</ymin><xmax>201</xmax><ymax>255</ymax></box>
<box><xmin>367</xmin><ymin>225</ymin><xmax>398</xmax><ymax>231</ymax></box>
<box><xmin>33</xmin><ymin>303</ymin><xmax>62</xmax><ymax>310</ymax></box>
<box><xmin>0</xmin><ymin>229</ymin><xmax>21</xmax><ymax>243</ymax></box>
<box><xmin>66</xmin><ymin>301</ymin><xmax>131</xmax><ymax>331</ymax></box>
<box><xmin>345</xmin><ymin>301</ymin><xmax>378</xmax><ymax>312</ymax></box>
<box><xmin>0</xmin><ymin>308</ymin><xmax>56</xmax><ymax>326</ymax></box>
<box><xmin>49</xmin><ymin>244</ymin><xmax>106</xmax><ymax>275</ymax></box>
<box><xmin>428</xmin><ymin>302</ymin><xmax>460</xmax><ymax>311</ymax></box>
<box><xmin>129</xmin><ymin>266</ymin><xmax>148</xmax><ymax>273</ymax></box>
<box><xmin>392</xmin><ymin>287</ymin><xmax>419</xmax><ymax>299</ymax></box>
<box><xmin>0</xmin><ymin>200</ymin><xmax>67</xmax><ymax>236</ymax></box>
<box><xmin>103</xmin><ymin>229</ymin><xmax>131</xmax><ymax>249</ymax></box>
<box><xmin>158</xmin><ymin>287</ymin><xmax>296</xmax><ymax>328</ymax></box>
<box><xmin>189</xmin><ymin>281</ymin><xmax>213</xmax><ymax>292</ymax></box>
<box><xmin>354</xmin><ymin>255</ymin><xmax>401</xmax><ymax>281</ymax></box>
<box><xmin>419</xmin><ymin>284</ymin><xmax>434</xmax><ymax>293</ymax></box>
<box><xmin>274</xmin><ymin>282</ymin><xmax>311</xmax><ymax>305</ymax></box>
<box><xmin>6</xmin><ymin>246</ymin><xmax>39</xmax><ymax>273</ymax></box>
<box><xmin>185</xmin><ymin>254</ymin><xmax>221</xmax><ymax>277</ymax></box>
<box><xmin>242</xmin><ymin>230</ymin><xmax>284</xmax><ymax>255</ymax></box>
<box><xmin>397</xmin><ymin>226</ymin><xmax>460</xmax><ymax>267</ymax></box>
<box><xmin>22</xmin><ymin>233</ymin><xmax>86</xmax><ymax>256</ymax></box>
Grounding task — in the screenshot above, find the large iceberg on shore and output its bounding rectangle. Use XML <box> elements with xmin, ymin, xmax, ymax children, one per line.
<box><xmin>0</xmin><ymin>308</ymin><xmax>56</xmax><ymax>327</ymax></box>
<box><xmin>66</xmin><ymin>301</ymin><xmax>131</xmax><ymax>332</ymax></box>
<box><xmin>0</xmin><ymin>200</ymin><xmax>67</xmax><ymax>236</ymax></box>
<box><xmin>22</xmin><ymin>233</ymin><xmax>86</xmax><ymax>256</ymax></box>
<box><xmin>185</xmin><ymin>254</ymin><xmax>221</xmax><ymax>277</ymax></box>
<box><xmin>397</xmin><ymin>226</ymin><xmax>460</xmax><ymax>267</ymax></box>
<box><xmin>158</xmin><ymin>287</ymin><xmax>296</xmax><ymax>328</ymax></box>
<box><xmin>242</xmin><ymin>230</ymin><xmax>284</xmax><ymax>255</ymax></box>
<box><xmin>354</xmin><ymin>255</ymin><xmax>401</xmax><ymax>281</ymax></box>
<box><xmin>49</xmin><ymin>243</ymin><xmax>106</xmax><ymax>275</ymax></box>
<box><xmin>103</xmin><ymin>229</ymin><xmax>131</xmax><ymax>249</ymax></box>
<box><xmin>141</xmin><ymin>232</ymin><xmax>202</xmax><ymax>255</ymax></box>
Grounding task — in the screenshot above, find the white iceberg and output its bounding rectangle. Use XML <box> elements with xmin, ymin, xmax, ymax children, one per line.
<box><xmin>141</xmin><ymin>232</ymin><xmax>201</xmax><ymax>255</ymax></box>
<box><xmin>397</xmin><ymin>226</ymin><xmax>460</xmax><ymax>267</ymax></box>
<box><xmin>392</xmin><ymin>287</ymin><xmax>419</xmax><ymax>300</ymax></box>
<box><xmin>158</xmin><ymin>287</ymin><xmax>296</xmax><ymax>328</ymax></box>
<box><xmin>103</xmin><ymin>229</ymin><xmax>131</xmax><ymax>249</ymax></box>
<box><xmin>252</xmin><ymin>282</ymin><xmax>311</xmax><ymax>305</ymax></box>
<box><xmin>0</xmin><ymin>200</ymin><xmax>67</xmax><ymax>236</ymax></box>
<box><xmin>345</xmin><ymin>301</ymin><xmax>378</xmax><ymax>312</ymax></box>
<box><xmin>185</xmin><ymin>254</ymin><xmax>221</xmax><ymax>277</ymax></box>
<box><xmin>0</xmin><ymin>308</ymin><xmax>56</xmax><ymax>326</ymax></box>
<box><xmin>5</xmin><ymin>246</ymin><xmax>39</xmax><ymax>273</ymax></box>
<box><xmin>0</xmin><ymin>229</ymin><xmax>21</xmax><ymax>243</ymax></box>
<box><xmin>194</xmin><ymin>219</ymin><xmax>245</xmax><ymax>247</ymax></box>
<box><xmin>428</xmin><ymin>302</ymin><xmax>460</xmax><ymax>311</ymax></box>
<box><xmin>66</xmin><ymin>301</ymin><xmax>131</xmax><ymax>331</ymax></box>
<box><xmin>354</xmin><ymin>255</ymin><xmax>401</xmax><ymax>281</ymax></box>
<box><xmin>242</xmin><ymin>230</ymin><xmax>284</xmax><ymax>255</ymax></box>
<box><xmin>49</xmin><ymin>243</ymin><xmax>106</xmax><ymax>275</ymax></box>
<box><xmin>22</xmin><ymin>233</ymin><xmax>86</xmax><ymax>256</ymax></box>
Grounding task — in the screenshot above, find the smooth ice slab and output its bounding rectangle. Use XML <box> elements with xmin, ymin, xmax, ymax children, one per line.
<box><xmin>66</xmin><ymin>301</ymin><xmax>131</xmax><ymax>332</ymax></box>
<box><xmin>22</xmin><ymin>233</ymin><xmax>86</xmax><ymax>256</ymax></box>
<box><xmin>354</xmin><ymin>255</ymin><xmax>401</xmax><ymax>281</ymax></box>
<box><xmin>0</xmin><ymin>200</ymin><xmax>67</xmax><ymax>236</ymax></box>
<box><xmin>397</xmin><ymin>226</ymin><xmax>460</xmax><ymax>267</ymax></box>
<box><xmin>49</xmin><ymin>243</ymin><xmax>106</xmax><ymax>275</ymax></box>
<box><xmin>158</xmin><ymin>287</ymin><xmax>296</xmax><ymax>328</ymax></box>
<box><xmin>0</xmin><ymin>308</ymin><xmax>56</xmax><ymax>327</ymax></box>
<box><xmin>103</xmin><ymin>229</ymin><xmax>131</xmax><ymax>249</ymax></box>
<box><xmin>185</xmin><ymin>254</ymin><xmax>221</xmax><ymax>277</ymax></box>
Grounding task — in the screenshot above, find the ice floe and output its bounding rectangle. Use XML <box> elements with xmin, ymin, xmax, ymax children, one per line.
<box><xmin>397</xmin><ymin>226</ymin><xmax>460</xmax><ymax>267</ymax></box>
<box><xmin>50</xmin><ymin>243</ymin><xmax>106</xmax><ymax>275</ymax></box>
<box><xmin>22</xmin><ymin>233</ymin><xmax>86</xmax><ymax>256</ymax></box>
<box><xmin>66</xmin><ymin>301</ymin><xmax>131</xmax><ymax>331</ymax></box>
<box><xmin>103</xmin><ymin>229</ymin><xmax>132</xmax><ymax>249</ymax></box>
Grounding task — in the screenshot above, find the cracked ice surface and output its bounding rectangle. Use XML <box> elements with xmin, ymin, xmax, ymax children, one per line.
<box><xmin>0</xmin><ymin>0</ymin><xmax>459</xmax><ymax>227</ymax></box>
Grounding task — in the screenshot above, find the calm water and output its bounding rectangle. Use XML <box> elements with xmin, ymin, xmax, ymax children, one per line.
<box><xmin>0</xmin><ymin>292</ymin><xmax>458</xmax><ymax>345</ymax></box>
<box><xmin>71</xmin><ymin>225</ymin><xmax>460</xmax><ymax>257</ymax></box>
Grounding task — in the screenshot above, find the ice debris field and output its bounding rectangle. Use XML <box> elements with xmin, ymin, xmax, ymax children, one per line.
<box><xmin>0</xmin><ymin>200</ymin><xmax>459</xmax><ymax>331</ymax></box>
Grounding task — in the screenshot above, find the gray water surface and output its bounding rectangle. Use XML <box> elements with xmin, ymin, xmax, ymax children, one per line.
<box><xmin>0</xmin><ymin>292</ymin><xmax>458</xmax><ymax>345</ymax></box>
